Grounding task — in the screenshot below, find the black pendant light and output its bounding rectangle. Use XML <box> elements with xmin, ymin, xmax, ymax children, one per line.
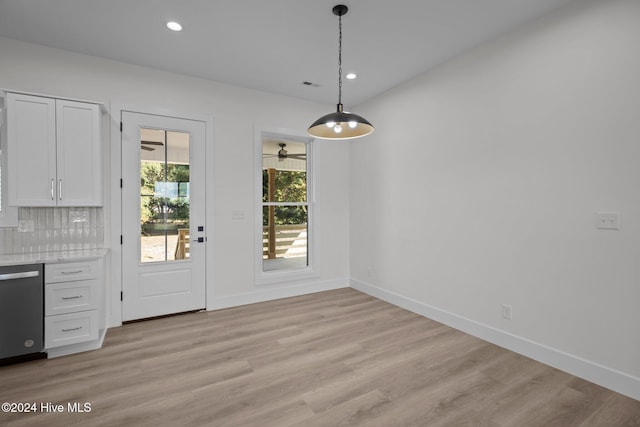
<box><xmin>308</xmin><ymin>4</ymin><xmax>374</xmax><ymax>140</ymax></box>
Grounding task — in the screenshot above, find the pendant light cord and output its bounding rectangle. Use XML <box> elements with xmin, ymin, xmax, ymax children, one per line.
<box><xmin>338</xmin><ymin>13</ymin><xmax>343</xmax><ymax>106</ymax></box>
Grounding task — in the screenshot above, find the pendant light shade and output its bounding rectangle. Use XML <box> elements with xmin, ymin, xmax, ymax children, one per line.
<box><xmin>308</xmin><ymin>5</ymin><xmax>374</xmax><ymax>140</ymax></box>
<box><xmin>308</xmin><ymin>103</ymin><xmax>374</xmax><ymax>140</ymax></box>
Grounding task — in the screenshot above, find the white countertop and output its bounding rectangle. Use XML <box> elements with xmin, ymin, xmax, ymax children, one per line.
<box><xmin>0</xmin><ymin>249</ymin><xmax>108</xmax><ymax>266</ymax></box>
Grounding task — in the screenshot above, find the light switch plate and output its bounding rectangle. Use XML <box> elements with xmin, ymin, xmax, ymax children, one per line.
<box><xmin>595</xmin><ymin>212</ymin><xmax>620</xmax><ymax>230</ymax></box>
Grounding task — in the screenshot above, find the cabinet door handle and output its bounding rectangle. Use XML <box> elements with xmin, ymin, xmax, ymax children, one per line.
<box><xmin>61</xmin><ymin>270</ymin><xmax>83</xmax><ymax>275</ymax></box>
<box><xmin>61</xmin><ymin>326</ymin><xmax>82</xmax><ymax>332</ymax></box>
<box><xmin>51</xmin><ymin>179</ymin><xmax>54</xmax><ymax>200</ymax></box>
<box><xmin>59</xmin><ymin>179</ymin><xmax>63</xmax><ymax>200</ymax></box>
<box><xmin>61</xmin><ymin>295</ymin><xmax>83</xmax><ymax>300</ymax></box>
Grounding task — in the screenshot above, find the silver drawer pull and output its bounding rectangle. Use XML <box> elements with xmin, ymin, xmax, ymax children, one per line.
<box><xmin>61</xmin><ymin>295</ymin><xmax>82</xmax><ymax>300</ymax></box>
<box><xmin>0</xmin><ymin>271</ymin><xmax>40</xmax><ymax>281</ymax></box>
<box><xmin>61</xmin><ymin>270</ymin><xmax>83</xmax><ymax>275</ymax></box>
<box><xmin>61</xmin><ymin>326</ymin><xmax>82</xmax><ymax>332</ymax></box>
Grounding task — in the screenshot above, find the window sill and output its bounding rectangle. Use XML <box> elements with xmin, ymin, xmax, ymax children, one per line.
<box><xmin>256</xmin><ymin>265</ymin><xmax>320</xmax><ymax>286</ymax></box>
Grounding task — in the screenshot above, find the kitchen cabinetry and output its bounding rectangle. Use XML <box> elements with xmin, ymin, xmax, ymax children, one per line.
<box><xmin>6</xmin><ymin>92</ymin><xmax>102</xmax><ymax>206</ymax></box>
<box><xmin>44</xmin><ymin>259</ymin><xmax>101</xmax><ymax>352</ymax></box>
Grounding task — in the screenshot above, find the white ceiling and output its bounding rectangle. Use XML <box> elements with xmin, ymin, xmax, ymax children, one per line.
<box><xmin>0</xmin><ymin>0</ymin><xmax>578</xmax><ymax>107</ymax></box>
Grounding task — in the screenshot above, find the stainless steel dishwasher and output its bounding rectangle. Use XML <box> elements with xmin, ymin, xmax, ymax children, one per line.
<box><xmin>0</xmin><ymin>263</ymin><xmax>44</xmax><ymax>360</ymax></box>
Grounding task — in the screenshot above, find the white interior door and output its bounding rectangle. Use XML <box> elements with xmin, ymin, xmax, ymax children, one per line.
<box><xmin>121</xmin><ymin>111</ymin><xmax>206</xmax><ymax>321</ymax></box>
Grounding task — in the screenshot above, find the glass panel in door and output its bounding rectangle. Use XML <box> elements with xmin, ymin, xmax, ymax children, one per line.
<box><xmin>139</xmin><ymin>128</ymin><xmax>190</xmax><ymax>263</ymax></box>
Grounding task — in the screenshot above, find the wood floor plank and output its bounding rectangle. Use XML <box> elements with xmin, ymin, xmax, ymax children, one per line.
<box><xmin>1</xmin><ymin>288</ymin><xmax>639</xmax><ymax>427</ymax></box>
<box><xmin>294</xmin><ymin>390</ymin><xmax>392</xmax><ymax>427</ymax></box>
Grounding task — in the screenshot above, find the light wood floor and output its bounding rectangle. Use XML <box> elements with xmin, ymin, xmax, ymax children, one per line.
<box><xmin>1</xmin><ymin>288</ymin><xmax>639</xmax><ymax>426</ymax></box>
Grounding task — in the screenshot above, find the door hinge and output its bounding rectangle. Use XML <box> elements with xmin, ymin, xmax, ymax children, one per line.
<box><xmin>120</xmin><ymin>235</ymin><xmax>123</xmax><ymax>245</ymax></box>
<box><xmin>120</xmin><ymin>121</ymin><xmax>123</xmax><ymax>132</ymax></box>
<box><xmin>120</xmin><ymin>291</ymin><xmax>123</xmax><ymax>301</ymax></box>
<box><xmin>120</xmin><ymin>178</ymin><xmax>123</xmax><ymax>188</ymax></box>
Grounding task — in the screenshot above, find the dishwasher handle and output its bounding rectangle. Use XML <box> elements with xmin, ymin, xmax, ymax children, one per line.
<box><xmin>0</xmin><ymin>271</ymin><xmax>40</xmax><ymax>281</ymax></box>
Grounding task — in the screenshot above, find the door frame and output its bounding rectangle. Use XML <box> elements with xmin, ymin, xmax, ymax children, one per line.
<box><xmin>109</xmin><ymin>103</ymin><xmax>214</xmax><ymax>327</ymax></box>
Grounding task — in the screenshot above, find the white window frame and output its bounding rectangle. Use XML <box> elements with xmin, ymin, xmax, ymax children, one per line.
<box><xmin>0</xmin><ymin>92</ymin><xmax>19</xmax><ymax>227</ymax></box>
<box><xmin>254</xmin><ymin>127</ymin><xmax>317</xmax><ymax>285</ymax></box>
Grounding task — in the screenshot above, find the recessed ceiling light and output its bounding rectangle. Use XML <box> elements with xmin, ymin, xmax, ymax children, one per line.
<box><xmin>346</xmin><ymin>73</ymin><xmax>357</xmax><ymax>80</ymax></box>
<box><xmin>166</xmin><ymin>21</ymin><xmax>183</xmax><ymax>32</ymax></box>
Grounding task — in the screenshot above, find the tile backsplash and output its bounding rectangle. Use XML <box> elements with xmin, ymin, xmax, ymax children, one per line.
<box><xmin>0</xmin><ymin>207</ymin><xmax>104</xmax><ymax>254</ymax></box>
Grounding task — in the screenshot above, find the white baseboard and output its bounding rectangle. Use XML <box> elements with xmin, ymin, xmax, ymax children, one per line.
<box><xmin>209</xmin><ymin>278</ymin><xmax>349</xmax><ymax>310</ymax></box>
<box><xmin>350</xmin><ymin>278</ymin><xmax>640</xmax><ymax>402</ymax></box>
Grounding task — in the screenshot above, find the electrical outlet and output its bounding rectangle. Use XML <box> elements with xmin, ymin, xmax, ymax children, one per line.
<box><xmin>502</xmin><ymin>304</ymin><xmax>512</xmax><ymax>320</ymax></box>
<box><xmin>595</xmin><ymin>212</ymin><xmax>620</xmax><ymax>230</ymax></box>
<box><xmin>17</xmin><ymin>220</ymin><xmax>34</xmax><ymax>233</ymax></box>
<box><xmin>70</xmin><ymin>210</ymin><xmax>89</xmax><ymax>223</ymax></box>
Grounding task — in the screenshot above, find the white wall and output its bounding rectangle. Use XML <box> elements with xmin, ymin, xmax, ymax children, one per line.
<box><xmin>0</xmin><ymin>36</ymin><xmax>350</xmax><ymax>321</ymax></box>
<box><xmin>350</xmin><ymin>0</ymin><xmax>640</xmax><ymax>399</ymax></box>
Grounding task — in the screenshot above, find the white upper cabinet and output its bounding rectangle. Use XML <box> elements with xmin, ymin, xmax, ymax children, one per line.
<box><xmin>55</xmin><ymin>100</ymin><xmax>102</xmax><ymax>206</ymax></box>
<box><xmin>7</xmin><ymin>93</ymin><xmax>102</xmax><ymax>206</ymax></box>
<box><xmin>6</xmin><ymin>93</ymin><xmax>56</xmax><ymax>206</ymax></box>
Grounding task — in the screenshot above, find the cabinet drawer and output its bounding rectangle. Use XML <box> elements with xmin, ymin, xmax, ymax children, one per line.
<box><xmin>45</xmin><ymin>310</ymin><xmax>98</xmax><ymax>349</ymax></box>
<box><xmin>45</xmin><ymin>260</ymin><xmax>98</xmax><ymax>283</ymax></box>
<box><xmin>45</xmin><ymin>279</ymin><xmax>98</xmax><ymax>316</ymax></box>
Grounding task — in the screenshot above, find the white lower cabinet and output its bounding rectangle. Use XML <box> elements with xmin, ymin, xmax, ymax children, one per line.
<box><xmin>45</xmin><ymin>310</ymin><xmax>98</xmax><ymax>348</ymax></box>
<box><xmin>45</xmin><ymin>279</ymin><xmax>99</xmax><ymax>316</ymax></box>
<box><xmin>44</xmin><ymin>259</ymin><xmax>103</xmax><ymax>354</ymax></box>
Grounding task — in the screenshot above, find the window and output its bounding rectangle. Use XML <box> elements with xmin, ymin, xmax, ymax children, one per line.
<box><xmin>257</xmin><ymin>130</ymin><xmax>314</xmax><ymax>281</ymax></box>
<box><xmin>0</xmin><ymin>93</ymin><xmax>18</xmax><ymax>227</ymax></box>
